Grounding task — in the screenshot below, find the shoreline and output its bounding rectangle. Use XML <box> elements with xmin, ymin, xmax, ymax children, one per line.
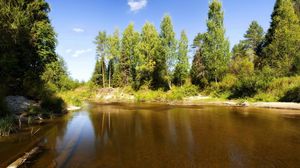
<box><xmin>88</xmin><ymin>98</ymin><xmax>300</xmax><ymax>112</ymax></box>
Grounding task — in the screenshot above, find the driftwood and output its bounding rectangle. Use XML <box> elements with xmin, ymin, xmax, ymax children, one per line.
<box><xmin>7</xmin><ymin>147</ymin><xmax>40</xmax><ymax>168</ymax></box>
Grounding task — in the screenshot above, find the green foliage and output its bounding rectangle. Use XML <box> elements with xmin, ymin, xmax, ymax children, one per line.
<box><xmin>201</xmin><ymin>0</ymin><xmax>231</xmax><ymax>83</ymax></box>
<box><xmin>42</xmin><ymin>56</ymin><xmax>79</xmax><ymax>91</ymax></box>
<box><xmin>58</xmin><ymin>87</ymin><xmax>92</xmax><ymax>106</ymax></box>
<box><xmin>173</xmin><ymin>31</ymin><xmax>189</xmax><ymax>86</ymax></box>
<box><xmin>120</xmin><ymin>23</ymin><xmax>139</xmax><ymax>87</ymax></box>
<box><xmin>260</xmin><ymin>0</ymin><xmax>300</xmax><ymax>76</ymax></box>
<box><xmin>244</xmin><ymin>21</ymin><xmax>264</xmax><ymax>51</ymax></box>
<box><xmin>0</xmin><ymin>116</ymin><xmax>16</xmax><ymax>136</ymax></box>
<box><xmin>41</xmin><ymin>96</ymin><xmax>66</xmax><ymax>114</ymax></box>
<box><xmin>91</xmin><ymin>57</ymin><xmax>106</xmax><ymax>87</ymax></box>
<box><xmin>280</xmin><ymin>86</ymin><xmax>300</xmax><ymax>102</ymax></box>
<box><xmin>93</xmin><ymin>31</ymin><xmax>108</xmax><ymax>87</ymax></box>
<box><xmin>136</xmin><ymin>22</ymin><xmax>165</xmax><ymax>89</ymax></box>
<box><xmin>160</xmin><ymin>14</ymin><xmax>176</xmax><ymax>88</ymax></box>
<box><xmin>166</xmin><ymin>85</ymin><xmax>199</xmax><ymax>100</ymax></box>
<box><xmin>190</xmin><ymin>34</ymin><xmax>207</xmax><ymax>88</ymax></box>
<box><xmin>254</xmin><ymin>76</ymin><xmax>300</xmax><ymax>101</ymax></box>
<box><xmin>107</xmin><ymin>29</ymin><xmax>121</xmax><ymax>88</ymax></box>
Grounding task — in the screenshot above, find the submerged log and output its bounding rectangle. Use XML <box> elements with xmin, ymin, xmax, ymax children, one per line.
<box><xmin>7</xmin><ymin>147</ymin><xmax>40</xmax><ymax>168</ymax></box>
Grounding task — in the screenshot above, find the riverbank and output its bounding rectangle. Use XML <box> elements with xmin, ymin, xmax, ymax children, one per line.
<box><xmin>58</xmin><ymin>87</ymin><xmax>300</xmax><ymax>111</ymax></box>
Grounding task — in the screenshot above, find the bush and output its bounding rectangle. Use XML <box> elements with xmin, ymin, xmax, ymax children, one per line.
<box><xmin>280</xmin><ymin>86</ymin><xmax>300</xmax><ymax>102</ymax></box>
<box><xmin>41</xmin><ymin>96</ymin><xmax>66</xmax><ymax>114</ymax></box>
<box><xmin>253</xmin><ymin>76</ymin><xmax>300</xmax><ymax>102</ymax></box>
<box><xmin>167</xmin><ymin>85</ymin><xmax>199</xmax><ymax>100</ymax></box>
<box><xmin>57</xmin><ymin>86</ymin><xmax>92</xmax><ymax>106</ymax></box>
<box><xmin>0</xmin><ymin>116</ymin><xmax>16</xmax><ymax>136</ymax></box>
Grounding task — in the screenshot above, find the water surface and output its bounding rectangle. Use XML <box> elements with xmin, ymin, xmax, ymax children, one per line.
<box><xmin>1</xmin><ymin>103</ymin><xmax>300</xmax><ymax>167</ymax></box>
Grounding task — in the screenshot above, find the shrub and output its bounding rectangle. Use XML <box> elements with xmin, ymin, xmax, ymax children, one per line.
<box><xmin>41</xmin><ymin>96</ymin><xmax>66</xmax><ymax>114</ymax></box>
<box><xmin>253</xmin><ymin>76</ymin><xmax>300</xmax><ymax>102</ymax></box>
<box><xmin>280</xmin><ymin>86</ymin><xmax>300</xmax><ymax>102</ymax></box>
<box><xmin>167</xmin><ymin>85</ymin><xmax>199</xmax><ymax>100</ymax></box>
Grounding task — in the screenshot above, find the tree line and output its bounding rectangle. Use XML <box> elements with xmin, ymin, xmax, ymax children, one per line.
<box><xmin>91</xmin><ymin>17</ymin><xmax>189</xmax><ymax>90</ymax></box>
<box><xmin>92</xmin><ymin>0</ymin><xmax>300</xmax><ymax>98</ymax></box>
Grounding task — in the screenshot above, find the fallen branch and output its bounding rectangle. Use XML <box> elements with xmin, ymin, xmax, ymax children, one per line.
<box><xmin>7</xmin><ymin>147</ymin><xmax>40</xmax><ymax>168</ymax></box>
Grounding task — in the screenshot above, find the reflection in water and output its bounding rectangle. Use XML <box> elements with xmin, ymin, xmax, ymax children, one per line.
<box><xmin>0</xmin><ymin>103</ymin><xmax>300</xmax><ymax>167</ymax></box>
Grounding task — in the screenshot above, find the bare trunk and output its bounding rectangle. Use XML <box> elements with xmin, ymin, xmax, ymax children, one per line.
<box><xmin>102</xmin><ymin>61</ymin><xmax>105</xmax><ymax>88</ymax></box>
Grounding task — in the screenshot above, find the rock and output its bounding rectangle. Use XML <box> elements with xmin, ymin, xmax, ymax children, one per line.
<box><xmin>5</xmin><ymin>96</ymin><xmax>35</xmax><ymax>114</ymax></box>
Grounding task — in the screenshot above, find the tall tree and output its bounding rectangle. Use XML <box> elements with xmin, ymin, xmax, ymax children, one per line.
<box><xmin>201</xmin><ymin>0</ymin><xmax>230</xmax><ymax>83</ymax></box>
<box><xmin>190</xmin><ymin>33</ymin><xmax>207</xmax><ymax>87</ymax></box>
<box><xmin>260</xmin><ymin>0</ymin><xmax>300</xmax><ymax>76</ymax></box>
<box><xmin>173</xmin><ymin>31</ymin><xmax>189</xmax><ymax>86</ymax></box>
<box><xmin>0</xmin><ymin>0</ymin><xmax>58</xmax><ymax>97</ymax></box>
<box><xmin>94</xmin><ymin>31</ymin><xmax>108</xmax><ymax>87</ymax></box>
<box><xmin>136</xmin><ymin>22</ymin><xmax>163</xmax><ymax>89</ymax></box>
<box><xmin>91</xmin><ymin>58</ymin><xmax>106</xmax><ymax>87</ymax></box>
<box><xmin>232</xmin><ymin>21</ymin><xmax>264</xmax><ymax>63</ymax></box>
<box><xmin>160</xmin><ymin>14</ymin><xmax>176</xmax><ymax>89</ymax></box>
<box><xmin>107</xmin><ymin>29</ymin><xmax>120</xmax><ymax>88</ymax></box>
<box><xmin>244</xmin><ymin>21</ymin><xmax>264</xmax><ymax>52</ymax></box>
<box><xmin>120</xmin><ymin>23</ymin><xmax>139</xmax><ymax>87</ymax></box>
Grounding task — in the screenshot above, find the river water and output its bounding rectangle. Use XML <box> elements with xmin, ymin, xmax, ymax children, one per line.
<box><xmin>1</xmin><ymin>103</ymin><xmax>300</xmax><ymax>167</ymax></box>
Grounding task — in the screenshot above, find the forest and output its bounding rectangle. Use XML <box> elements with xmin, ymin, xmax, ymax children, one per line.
<box><xmin>0</xmin><ymin>0</ymin><xmax>300</xmax><ymax>135</ymax></box>
<box><xmin>90</xmin><ymin>0</ymin><xmax>300</xmax><ymax>101</ymax></box>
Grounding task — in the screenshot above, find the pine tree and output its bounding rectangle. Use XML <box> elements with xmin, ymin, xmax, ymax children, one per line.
<box><xmin>107</xmin><ymin>29</ymin><xmax>120</xmax><ymax>87</ymax></box>
<box><xmin>260</xmin><ymin>0</ymin><xmax>300</xmax><ymax>76</ymax></box>
<box><xmin>190</xmin><ymin>33</ymin><xmax>207</xmax><ymax>87</ymax></box>
<box><xmin>201</xmin><ymin>0</ymin><xmax>230</xmax><ymax>83</ymax></box>
<box><xmin>244</xmin><ymin>21</ymin><xmax>264</xmax><ymax>52</ymax></box>
<box><xmin>232</xmin><ymin>21</ymin><xmax>264</xmax><ymax>63</ymax></box>
<box><xmin>136</xmin><ymin>22</ymin><xmax>163</xmax><ymax>89</ymax></box>
<box><xmin>173</xmin><ymin>31</ymin><xmax>189</xmax><ymax>86</ymax></box>
<box><xmin>160</xmin><ymin>14</ymin><xmax>176</xmax><ymax>89</ymax></box>
<box><xmin>91</xmin><ymin>58</ymin><xmax>106</xmax><ymax>87</ymax></box>
<box><xmin>94</xmin><ymin>31</ymin><xmax>108</xmax><ymax>87</ymax></box>
<box><xmin>120</xmin><ymin>23</ymin><xmax>139</xmax><ymax>87</ymax></box>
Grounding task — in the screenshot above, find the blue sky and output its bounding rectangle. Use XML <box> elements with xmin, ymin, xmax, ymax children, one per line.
<box><xmin>47</xmin><ymin>0</ymin><xmax>276</xmax><ymax>81</ymax></box>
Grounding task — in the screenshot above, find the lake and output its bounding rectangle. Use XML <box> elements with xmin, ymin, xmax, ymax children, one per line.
<box><xmin>1</xmin><ymin>103</ymin><xmax>300</xmax><ymax>167</ymax></box>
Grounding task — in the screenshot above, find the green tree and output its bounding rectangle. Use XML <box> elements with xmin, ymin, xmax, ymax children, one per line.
<box><xmin>94</xmin><ymin>31</ymin><xmax>108</xmax><ymax>87</ymax></box>
<box><xmin>190</xmin><ymin>33</ymin><xmax>207</xmax><ymax>87</ymax></box>
<box><xmin>232</xmin><ymin>21</ymin><xmax>264</xmax><ymax>64</ymax></box>
<box><xmin>120</xmin><ymin>23</ymin><xmax>139</xmax><ymax>87</ymax></box>
<box><xmin>201</xmin><ymin>0</ymin><xmax>230</xmax><ymax>83</ymax></box>
<box><xmin>160</xmin><ymin>14</ymin><xmax>176</xmax><ymax>89</ymax></box>
<box><xmin>107</xmin><ymin>29</ymin><xmax>121</xmax><ymax>87</ymax></box>
<box><xmin>0</xmin><ymin>0</ymin><xmax>59</xmax><ymax>97</ymax></box>
<box><xmin>91</xmin><ymin>58</ymin><xmax>106</xmax><ymax>87</ymax></box>
<box><xmin>173</xmin><ymin>31</ymin><xmax>189</xmax><ymax>86</ymax></box>
<box><xmin>136</xmin><ymin>22</ymin><xmax>163</xmax><ymax>89</ymax></box>
<box><xmin>244</xmin><ymin>21</ymin><xmax>264</xmax><ymax>52</ymax></box>
<box><xmin>260</xmin><ymin>0</ymin><xmax>300</xmax><ymax>76</ymax></box>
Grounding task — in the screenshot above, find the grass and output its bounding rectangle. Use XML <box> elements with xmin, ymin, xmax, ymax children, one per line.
<box><xmin>57</xmin><ymin>86</ymin><xmax>93</xmax><ymax>106</ymax></box>
<box><xmin>0</xmin><ymin>115</ymin><xmax>16</xmax><ymax>136</ymax></box>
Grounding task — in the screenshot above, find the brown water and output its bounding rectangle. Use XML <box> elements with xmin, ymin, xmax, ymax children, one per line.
<box><xmin>1</xmin><ymin>103</ymin><xmax>300</xmax><ymax>167</ymax></box>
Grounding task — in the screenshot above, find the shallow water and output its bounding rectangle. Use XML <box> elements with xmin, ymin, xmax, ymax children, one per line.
<box><xmin>1</xmin><ymin>103</ymin><xmax>300</xmax><ymax>167</ymax></box>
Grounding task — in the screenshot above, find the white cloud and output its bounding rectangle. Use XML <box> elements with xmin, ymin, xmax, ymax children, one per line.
<box><xmin>128</xmin><ymin>0</ymin><xmax>147</xmax><ymax>12</ymax></box>
<box><xmin>72</xmin><ymin>28</ymin><xmax>85</xmax><ymax>33</ymax></box>
<box><xmin>65</xmin><ymin>49</ymin><xmax>72</xmax><ymax>54</ymax></box>
<box><xmin>72</xmin><ymin>49</ymin><xmax>92</xmax><ymax>58</ymax></box>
